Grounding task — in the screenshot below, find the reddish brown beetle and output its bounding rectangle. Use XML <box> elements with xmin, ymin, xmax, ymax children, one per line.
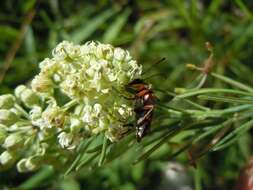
<box><xmin>126</xmin><ymin>79</ymin><xmax>155</xmax><ymax>142</ymax></box>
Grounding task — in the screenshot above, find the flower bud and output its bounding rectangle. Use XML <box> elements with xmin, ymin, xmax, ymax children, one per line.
<box><xmin>0</xmin><ymin>150</ymin><xmax>15</xmax><ymax>166</ymax></box>
<box><xmin>10</xmin><ymin>107</ymin><xmax>24</xmax><ymax>117</ymax></box>
<box><xmin>15</xmin><ymin>85</ymin><xmax>40</xmax><ymax>108</ymax></box>
<box><xmin>29</xmin><ymin>106</ymin><xmax>42</xmax><ymax>121</ymax></box>
<box><xmin>174</xmin><ymin>88</ymin><xmax>186</xmax><ymax>94</ymax></box>
<box><xmin>3</xmin><ymin>133</ymin><xmax>23</xmax><ymax>149</ymax></box>
<box><xmin>0</xmin><ymin>109</ymin><xmax>18</xmax><ymax>126</ymax></box>
<box><xmin>0</xmin><ymin>94</ymin><xmax>15</xmax><ymax>109</ymax></box>
<box><xmin>14</xmin><ymin>85</ymin><xmax>26</xmax><ymax>97</ymax></box>
<box><xmin>31</xmin><ymin>74</ymin><xmax>53</xmax><ymax>93</ymax></box>
<box><xmin>186</xmin><ymin>63</ymin><xmax>198</xmax><ymax>70</ymax></box>
<box><xmin>8</xmin><ymin>121</ymin><xmax>31</xmax><ymax>131</ymax></box>
<box><xmin>17</xmin><ymin>156</ymin><xmax>43</xmax><ymax>172</ymax></box>
<box><xmin>25</xmin><ymin>156</ymin><xmax>43</xmax><ymax>171</ymax></box>
<box><xmin>70</xmin><ymin>117</ymin><xmax>83</xmax><ymax>133</ymax></box>
<box><xmin>17</xmin><ymin>158</ymin><xmax>27</xmax><ymax>172</ymax></box>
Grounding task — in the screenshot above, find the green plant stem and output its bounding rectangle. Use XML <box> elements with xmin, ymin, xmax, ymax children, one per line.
<box><xmin>15</xmin><ymin>104</ymin><xmax>29</xmax><ymax>119</ymax></box>
<box><xmin>156</xmin><ymin>88</ymin><xmax>209</xmax><ymax>111</ymax></box>
<box><xmin>98</xmin><ymin>135</ymin><xmax>108</xmax><ymax>166</ymax></box>
<box><xmin>18</xmin><ymin>166</ymin><xmax>54</xmax><ymax>190</ymax></box>
<box><xmin>194</xmin><ymin>163</ymin><xmax>202</xmax><ymax>190</ymax></box>
<box><xmin>212</xmin><ymin>119</ymin><xmax>253</xmax><ymax>151</ymax></box>
<box><xmin>133</xmin><ymin>123</ymin><xmax>183</xmax><ymax>164</ymax></box>
<box><xmin>186</xmin><ymin>104</ymin><xmax>252</xmax><ymax>119</ymax></box>
<box><xmin>198</xmin><ymin>95</ymin><xmax>253</xmax><ymax>104</ymax></box>
<box><xmin>62</xmin><ymin>99</ymin><xmax>78</xmax><ymax>111</ymax></box>
<box><xmin>75</xmin><ymin>152</ymin><xmax>100</xmax><ymax>171</ymax></box>
<box><xmin>211</xmin><ymin>72</ymin><xmax>253</xmax><ymax>93</ymax></box>
<box><xmin>176</xmin><ymin>88</ymin><xmax>253</xmax><ymax>99</ymax></box>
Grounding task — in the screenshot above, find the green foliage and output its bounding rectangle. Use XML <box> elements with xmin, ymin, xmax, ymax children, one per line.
<box><xmin>1</xmin><ymin>0</ymin><xmax>253</xmax><ymax>189</ymax></box>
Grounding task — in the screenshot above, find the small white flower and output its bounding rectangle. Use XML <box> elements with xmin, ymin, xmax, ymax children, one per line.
<box><xmin>98</xmin><ymin>118</ymin><xmax>107</xmax><ymax>129</ymax></box>
<box><xmin>29</xmin><ymin>106</ymin><xmax>42</xmax><ymax>121</ymax></box>
<box><xmin>52</xmin><ymin>41</ymin><xmax>81</xmax><ymax>59</ymax></box>
<box><xmin>101</xmin><ymin>89</ymin><xmax>109</xmax><ymax>94</ymax></box>
<box><xmin>108</xmin><ymin>72</ymin><xmax>117</xmax><ymax>82</ymax></box>
<box><xmin>118</xmin><ymin>107</ymin><xmax>125</xmax><ymax>116</ymax></box>
<box><xmin>70</xmin><ymin>117</ymin><xmax>82</xmax><ymax>133</ymax></box>
<box><xmin>32</xmin><ymin>118</ymin><xmax>52</xmax><ymax>130</ymax></box>
<box><xmin>93</xmin><ymin>104</ymin><xmax>102</xmax><ymax>116</ymax></box>
<box><xmin>53</xmin><ymin>73</ymin><xmax>61</xmax><ymax>82</ymax></box>
<box><xmin>82</xmin><ymin>105</ymin><xmax>93</xmax><ymax>123</ymax></box>
<box><xmin>114</xmin><ymin>48</ymin><xmax>126</xmax><ymax>61</ymax></box>
<box><xmin>58</xmin><ymin>132</ymin><xmax>74</xmax><ymax>149</ymax></box>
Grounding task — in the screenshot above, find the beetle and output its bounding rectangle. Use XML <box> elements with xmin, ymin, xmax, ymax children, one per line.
<box><xmin>125</xmin><ymin>79</ymin><xmax>156</xmax><ymax>142</ymax></box>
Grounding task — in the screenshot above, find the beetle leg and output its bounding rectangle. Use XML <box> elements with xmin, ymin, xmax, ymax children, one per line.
<box><xmin>137</xmin><ymin>107</ymin><xmax>154</xmax><ymax>125</ymax></box>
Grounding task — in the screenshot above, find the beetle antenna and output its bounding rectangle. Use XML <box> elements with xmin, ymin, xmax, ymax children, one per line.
<box><xmin>142</xmin><ymin>72</ymin><xmax>166</xmax><ymax>81</ymax></box>
<box><xmin>142</xmin><ymin>58</ymin><xmax>166</xmax><ymax>75</ymax></box>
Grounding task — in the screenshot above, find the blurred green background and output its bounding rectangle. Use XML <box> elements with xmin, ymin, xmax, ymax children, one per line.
<box><xmin>1</xmin><ymin>0</ymin><xmax>253</xmax><ymax>189</ymax></box>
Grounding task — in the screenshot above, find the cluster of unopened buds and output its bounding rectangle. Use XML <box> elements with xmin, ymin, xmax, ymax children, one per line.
<box><xmin>0</xmin><ymin>41</ymin><xmax>142</xmax><ymax>172</ymax></box>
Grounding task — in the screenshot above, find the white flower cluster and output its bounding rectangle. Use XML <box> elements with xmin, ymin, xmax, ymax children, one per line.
<box><xmin>32</xmin><ymin>41</ymin><xmax>142</xmax><ymax>98</ymax></box>
<box><xmin>0</xmin><ymin>41</ymin><xmax>142</xmax><ymax>172</ymax></box>
<box><xmin>31</xmin><ymin>41</ymin><xmax>142</xmax><ymax>142</ymax></box>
